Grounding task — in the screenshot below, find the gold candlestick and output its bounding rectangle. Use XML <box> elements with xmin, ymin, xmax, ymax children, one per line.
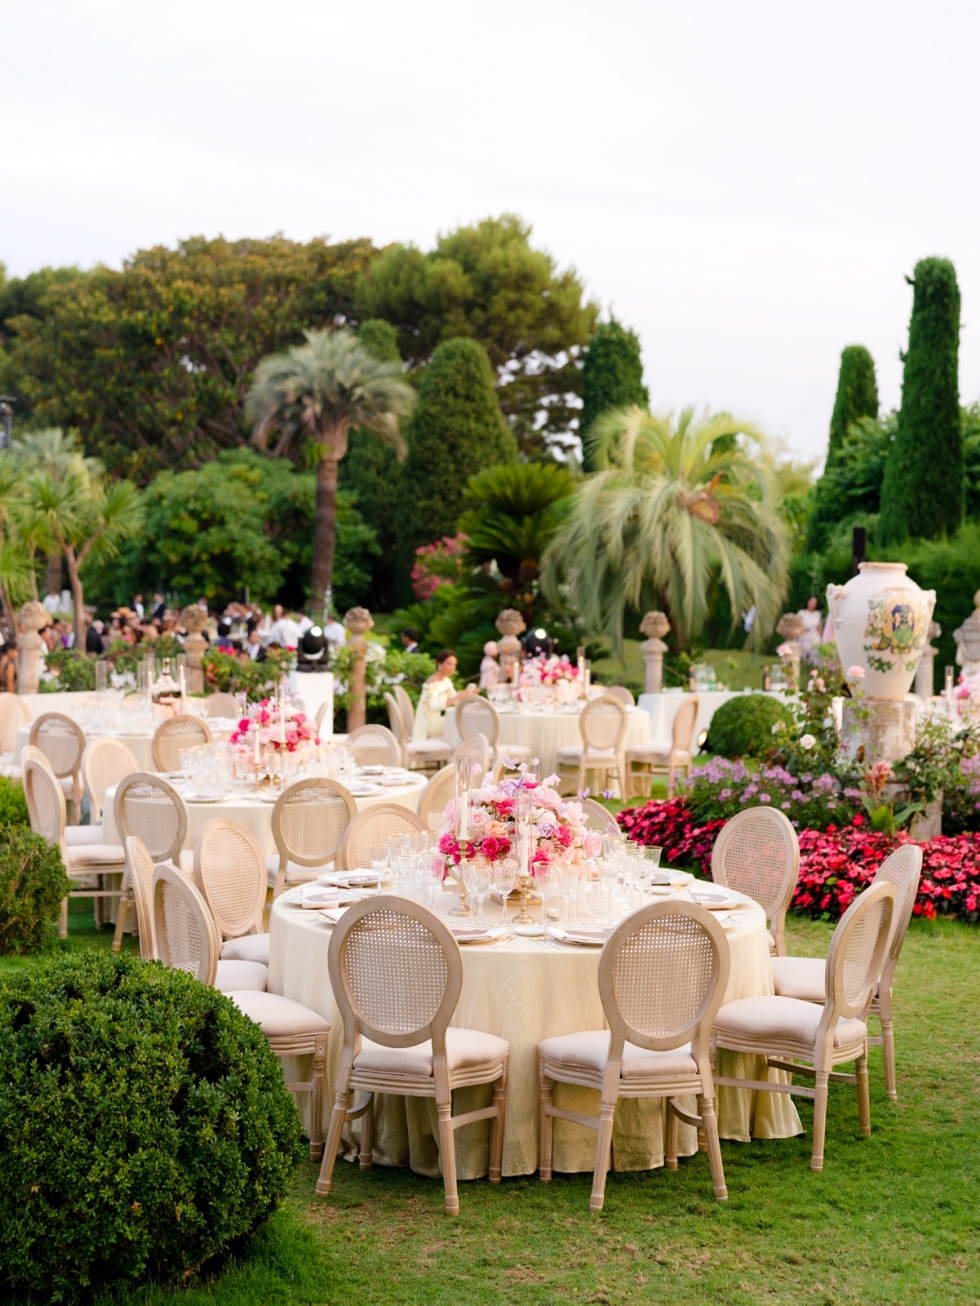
<box><xmin>514</xmin><ymin>870</ymin><xmax>535</xmax><ymax>925</ymax></box>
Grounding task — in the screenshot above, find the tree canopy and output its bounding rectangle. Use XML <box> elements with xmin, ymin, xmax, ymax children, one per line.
<box><xmin>3</xmin><ymin>235</ymin><xmax>376</xmax><ymax>482</ymax></box>
<box><xmin>356</xmin><ymin>215</ymin><xmax>598</xmax><ymax>458</ymax></box>
<box><xmin>579</xmin><ymin>319</ymin><xmax>649</xmax><ymax>471</ymax></box>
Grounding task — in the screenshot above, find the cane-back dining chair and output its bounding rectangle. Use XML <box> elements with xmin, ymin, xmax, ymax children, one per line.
<box><xmin>112</xmin><ymin>772</ymin><xmax>190</xmax><ymax>948</ymax></box>
<box><xmin>625</xmin><ymin>694</ymin><xmax>700</xmax><ymax>799</ymax></box>
<box><xmin>556</xmin><ymin>696</ymin><xmax>628</xmax><ymax>798</ymax></box>
<box><xmin>193</xmin><ymin>817</ymin><xmax>270</xmax><ymax>966</ymax></box>
<box><xmin>418</xmin><ymin>764</ymin><xmax>456</xmax><ymax>831</ymax></box>
<box><xmin>270</xmin><ymin>777</ymin><xmax>357</xmax><ymax>899</ymax></box>
<box><xmin>770</xmin><ymin>844</ymin><xmax>922</xmax><ymax>1099</ymax></box>
<box><xmin>315</xmin><ymin>895</ymin><xmax>509</xmax><ymax>1213</ymax></box>
<box><xmin>710</xmin><ymin>806</ymin><xmax>799</xmax><ymax>955</ymax></box>
<box><xmin>580</xmin><ymin>797</ymin><xmax>621</xmax><ymax>838</ymax></box>
<box><xmin>603</xmin><ymin>685</ymin><xmax>635</xmax><ymax>708</ymax></box>
<box><xmin>123</xmin><ymin>835</ymin><xmax>160</xmax><ymax>959</ymax></box>
<box><xmin>712</xmin><ymin>879</ymin><xmax>896</xmax><ymax>1171</ymax></box>
<box><xmin>346</xmin><ymin>723</ymin><xmax>402</xmax><ymax>768</ymax></box>
<box><xmin>539</xmin><ymin>900</ymin><xmax>731</xmax><ymax>1211</ymax></box>
<box><xmin>23</xmin><ymin>749</ymin><xmax>125</xmax><ymax>937</ymax></box>
<box><xmin>451</xmin><ymin>734</ymin><xmax>492</xmax><ymax>776</ymax></box>
<box><xmin>0</xmin><ymin>693</ymin><xmax>31</xmax><ymax>771</ymax></box>
<box><xmin>29</xmin><ymin>711</ymin><xmax>86</xmax><ymax>822</ymax></box>
<box><xmin>456</xmin><ymin>696</ymin><xmax>530</xmax><ymax>769</ymax></box>
<box><xmin>151</xmin><ymin>714</ymin><xmax>213</xmax><ymax>772</ymax></box>
<box><xmin>205</xmin><ymin>691</ymin><xmax>238</xmax><ymax>718</ymax></box>
<box><xmin>81</xmin><ymin>737</ymin><xmax>139</xmax><ymax>825</ymax></box>
<box><xmin>152</xmin><ymin>862</ymin><xmax>328</xmax><ymax>1156</ymax></box>
<box><xmin>385</xmin><ymin>690</ymin><xmax>453</xmax><ymax>773</ymax></box>
<box><xmin>337</xmin><ymin>804</ymin><xmax>429</xmax><ymax>871</ymax></box>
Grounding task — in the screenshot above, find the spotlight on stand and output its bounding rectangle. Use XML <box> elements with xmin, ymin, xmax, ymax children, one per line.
<box><xmin>298</xmin><ymin>625</ymin><xmax>327</xmax><ymax>671</ymax></box>
<box><xmin>696</xmin><ymin>728</ymin><xmax>709</xmax><ymax>749</ymax></box>
<box><xmin>523</xmin><ymin>626</ymin><xmax>554</xmax><ymax>658</ymax></box>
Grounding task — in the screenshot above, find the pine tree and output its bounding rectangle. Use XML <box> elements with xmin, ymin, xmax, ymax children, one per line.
<box><xmin>826</xmin><ymin>346</ymin><xmax>879</xmax><ymax>468</ymax></box>
<box><xmin>879</xmin><ymin>258</ymin><xmax>962</xmax><ymax>544</ymax></box>
<box><xmin>398</xmin><ymin>339</ymin><xmax>518</xmax><ymax>561</ymax></box>
<box><xmin>805</xmin><ymin>345</ymin><xmax>879</xmax><ymax>551</ymax></box>
<box><xmin>579</xmin><ymin>320</ymin><xmax>649</xmax><ymax>472</ymax></box>
<box><xmin>339</xmin><ymin>320</ymin><xmax>404</xmax><ymax>608</ymax></box>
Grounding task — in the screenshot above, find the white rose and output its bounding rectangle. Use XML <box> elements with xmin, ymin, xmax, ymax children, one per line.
<box><xmin>800</xmin><ymin>734</ymin><xmax>816</xmax><ymax>750</ymax></box>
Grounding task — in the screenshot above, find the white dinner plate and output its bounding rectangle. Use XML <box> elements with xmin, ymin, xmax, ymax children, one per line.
<box><xmin>183</xmin><ymin>793</ymin><xmax>228</xmax><ymax>803</ymax></box>
<box><xmin>688</xmin><ymin>889</ymin><xmax>741</xmax><ymax>911</ymax></box>
<box><xmin>346</xmin><ymin>783</ymin><xmax>383</xmax><ymax>797</ymax></box>
<box><xmin>322</xmin><ymin>869</ymin><xmax>388</xmax><ymax>889</ymax></box>
<box><xmin>447</xmin><ymin>924</ymin><xmax>505</xmax><ymax>944</ymax></box>
<box><xmin>546</xmin><ymin>925</ymin><xmax>613</xmax><ymax>946</ymax></box>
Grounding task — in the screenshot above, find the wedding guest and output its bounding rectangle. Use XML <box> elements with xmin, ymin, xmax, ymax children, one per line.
<box><xmin>42</xmin><ymin>586</ymin><xmax>63</xmax><ymax>617</ymax></box>
<box><xmin>269</xmin><ymin>607</ymin><xmax>301</xmax><ymax>649</ymax></box>
<box><xmin>401</xmin><ymin>628</ymin><xmax>420</xmax><ymax>654</ymax></box>
<box><xmin>412</xmin><ymin>649</ymin><xmax>477</xmax><ymax>742</ymax></box>
<box><xmin>132</xmin><ymin>593</ymin><xmax>145</xmax><ymax>621</ymax></box>
<box><xmin>323</xmin><ymin>614</ymin><xmax>346</xmax><ymax>650</ymax></box>
<box><xmin>0</xmin><ymin>643</ymin><xmax>17</xmax><ymax>693</ymax></box>
<box><xmin>86</xmin><ymin>619</ymin><xmax>105</xmax><ymax>654</ymax></box>
<box><xmin>215</xmin><ymin>621</ymin><xmax>234</xmax><ymax>651</ymax></box>
<box><xmin>797</xmin><ymin>595</ymin><xmax>823</xmax><ymax>661</ymax></box>
<box><xmin>246</xmin><ymin>628</ymin><xmax>264</xmax><ymax>661</ymax></box>
<box><xmin>479</xmin><ymin>640</ymin><xmax>500</xmax><ymax>689</ymax></box>
<box><xmin>151</xmin><ymin>592</ymin><xmax>166</xmax><ymax>621</ymax></box>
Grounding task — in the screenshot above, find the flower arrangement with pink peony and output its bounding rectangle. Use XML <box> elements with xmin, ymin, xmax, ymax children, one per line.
<box><xmin>438</xmin><ymin>767</ymin><xmax>602</xmax><ymax>870</ymax></box>
<box><xmin>516</xmin><ymin>654</ymin><xmax>583</xmax><ymax>706</ymax></box>
<box><xmin>229</xmin><ymin>695</ymin><xmax>319</xmax><ymax>760</ymax></box>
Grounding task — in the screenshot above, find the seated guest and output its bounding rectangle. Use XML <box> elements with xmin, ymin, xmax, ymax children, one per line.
<box><xmin>412</xmin><ymin>649</ymin><xmax>477</xmax><ymax>741</ymax></box>
<box><xmin>86</xmin><ymin>619</ymin><xmax>106</xmax><ymax>654</ymax></box>
<box><xmin>215</xmin><ymin>621</ymin><xmax>234</xmax><ymax>651</ymax></box>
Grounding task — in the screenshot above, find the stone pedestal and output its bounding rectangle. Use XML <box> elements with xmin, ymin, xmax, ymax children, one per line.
<box><xmin>344</xmin><ymin>607</ymin><xmax>374</xmax><ymax>731</ymax></box>
<box><xmin>17</xmin><ymin>601</ymin><xmax>51</xmax><ymax>696</ymax></box>
<box><xmin>915</xmin><ymin>621</ymin><xmax>941</xmax><ymax>698</ymax></box>
<box><xmin>776</xmin><ymin>612</ymin><xmax>805</xmax><ymax>694</ymax></box>
<box><xmin>840</xmin><ymin>699</ymin><xmax>917</xmax><ymax>764</ymax></box>
<box><xmin>495</xmin><ymin>609</ymin><xmax>526</xmax><ymax>684</ymax></box>
<box><xmin>179</xmin><ymin>604</ymin><xmax>210</xmax><ymax>694</ymax></box>
<box><xmin>640</xmin><ymin>611</ymin><xmax>670</xmax><ymax>695</ymax></box>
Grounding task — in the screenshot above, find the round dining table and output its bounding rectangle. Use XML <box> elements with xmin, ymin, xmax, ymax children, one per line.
<box><xmin>14</xmin><ymin>715</ymin><xmax>238</xmax><ymax>775</ymax></box>
<box><xmin>444</xmin><ymin>704</ymin><xmax>650</xmax><ymax>779</ymax></box>
<box><xmin>101</xmin><ymin>772</ymin><xmax>429</xmax><ymax>857</ymax></box>
<box><xmin>268</xmin><ymin>886</ymin><xmax>801</xmax><ymax>1180</ymax></box>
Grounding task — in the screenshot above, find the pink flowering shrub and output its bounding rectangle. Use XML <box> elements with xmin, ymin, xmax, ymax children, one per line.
<box><xmin>410</xmin><ymin>535</ymin><xmax>468</xmax><ymax>600</ymax></box>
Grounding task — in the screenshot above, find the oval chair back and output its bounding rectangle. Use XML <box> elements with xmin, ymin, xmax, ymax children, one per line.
<box><xmin>603</xmin><ymin>685</ymin><xmax>635</xmax><ymax>708</ymax></box>
<box><xmin>152</xmin><ymin>860</ymin><xmax>220</xmax><ymax>986</ymax></box>
<box><xmin>456</xmin><ymin>697</ymin><xmax>501</xmax><ymax>755</ymax></box>
<box><xmin>114</xmin><ymin>771</ymin><xmax>188</xmax><ymax>864</ymax></box>
<box><xmin>124</xmin><ymin>835</ymin><xmax>159</xmax><ymax>959</ymax></box>
<box><xmin>347</xmin><ymin>723</ymin><xmax>402</xmax><ymax>768</ymax></box>
<box><xmin>580</xmin><ymin>696</ymin><xmax>628</xmax><ymax>754</ymax></box>
<box><xmin>337</xmin><ymin>804</ymin><xmax>429</xmax><ymax>871</ymax></box>
<box><xmin>822</xmin><ymin>880</ymin><xmax>896</xmax><ymax>1027</ymax></box>
<box><xmin>0</xmin><ymin>694</ymin><xmax>31</xmax><ymax>754</ymax></box>
<box><xmin>271</xmin><ymin>777</ymin><xmax>357</xmax><ymax>894</ymax></box>
<box><xmin>151</xmin><ymin>715</ymin><xmax>213</xmax><ymax>772</ymax></box>
<box><xmin>81</xmin><ymin>737</ymin><xmax>139</xmax><ymax>824</ymax></box>
<box><xmin>193</xmin><ymin>817</ymin><xmax>268</xmax><ymax>939</ymax></box>
<box><xmin>672</xmin><ymin>695</ymin><xmax>700</xmax><ymax>752</ymax></box>
<box><xmin>581</xmin><ymin>797</ymin><xmax>620</xmax><ymax>837</ymax></box>
<box><xmin>418</xmin><ymin>764</ymin><xmax>456</xmax><ymax>830</ymax></box>
<box><xmin>205</xmin><ymin>692</ymin><xmax>238</xmax><ymax>718</ymax></box>
<box><xmin>451</xmin><ymin>734</ymin><xmax>491</xmax><ymax>776</ymax></box>
<box><xmin>711</xmin><ymin>806</ymin><xmax>799</xmax><ymax>955</ymax></box>
<box><xmin>394</xmin><ymin>685</ymin><xmax>416</xmax><ymax>737</ymax></box>
<box><xmin>23</xmin><ymin>748</ymin><xmax>66</xmax><ymax>852</ymax></box>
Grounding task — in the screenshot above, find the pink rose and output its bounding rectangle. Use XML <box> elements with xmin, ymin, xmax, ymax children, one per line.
<box><xmin>847</xmin><ymin>665</ymin><xmax>865</xmax><ymax>680</ymax></box>
<box><xmin>439</xmin><ymin>833</ymin><xmax>457</xmax><ymax>856</ymax></box>
<box><xmin>583</xmin><ymin>831</ymin><xmax>602</xmax><ymax>859</ymax></box>
<box><xmin>480</xmin><ymin>836</ymin><xmax>502</xmax><ymax>860</ymax></box>
<box><xmin>554</xmin><ymin>825</ymin><xmax>573</xmax><ymax>847</ymax></box>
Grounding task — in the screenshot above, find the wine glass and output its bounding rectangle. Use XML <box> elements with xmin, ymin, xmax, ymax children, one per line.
<box><xmin>494</xmin><ymin>860</ymin><xmax>517</xmax><ymax>923</ymax></box>
<box><xmin>463</xmin><ymin>860</ymin><xmax>492</xmax><ymax>925</ymax></box>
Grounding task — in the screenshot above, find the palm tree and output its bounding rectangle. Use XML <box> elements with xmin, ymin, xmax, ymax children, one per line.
<box><xmin>542</xmin><ymin>406</ymin><xmax>790</xmax><ymax>650</ymax></box>
<box><xmin>458</xmin><ymin>462</ymin><xmax>575</xmax><ymax>589</ymax></box>
<box><xmin>246</xmin><ymin>329</ymin><xmax>415</xmax><ymax>605</ymax></box>
<box><xmin>13</xmin><ymin>428</ymin><xmax>103</xmax><ymax>594</ymax></box>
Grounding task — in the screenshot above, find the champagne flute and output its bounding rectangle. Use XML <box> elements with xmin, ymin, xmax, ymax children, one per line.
<box><xmin>494</xmin><ymin>860</ymin><xmax>517</xmax><ymax>924</ymax></box>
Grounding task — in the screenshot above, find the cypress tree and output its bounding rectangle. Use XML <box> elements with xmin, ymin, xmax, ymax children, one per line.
<box><xmin>879</xmin><ymin>258</ymin><xmax>962</xmax><ymax>544</ymax></box>
<box><xmin>580</xmin><ymin>319</ymin><xmax>649</xmax><ymax>472</ymax></box>
<box><xmin>338</xmin><ymin>320</ymin><xmax>405</xmax><ymax>609</ymax></box>
<box><xmin>826</xmin><ymin>346</ymin><xmax>879</xmax><ymax>468</ymax></box>
<box><xmin>398</xmin><ymin>338</ymin><xmax>517</xmax><ymax>559</ymax></box>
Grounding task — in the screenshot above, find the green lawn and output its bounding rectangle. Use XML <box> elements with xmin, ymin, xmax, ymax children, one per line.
<box><xmin>6</xmin><ymin>903</ymin><xmax>979</xmax><ymax>1305</ymax></box>
<box><xmin>591</xmin><ymin>639</ymin><xmax>772</xmax><ymax>695</ymax></box>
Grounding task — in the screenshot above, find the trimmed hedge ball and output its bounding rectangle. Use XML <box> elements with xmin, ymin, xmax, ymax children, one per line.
<box><xmin>704</xmin><ymin>693</ymin><xmax>795</xmax><ymax>759</ymax></box>
<box><xmin>0</xmin><ymin>953</ymin><xmax>304</xmax><ymax>1299</ymax></box>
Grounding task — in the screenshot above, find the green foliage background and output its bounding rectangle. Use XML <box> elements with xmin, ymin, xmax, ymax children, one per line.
<box><xmin>579</xmin><ymin>319</ymin><xmax>649</xmax><ymax>472</ymax></box>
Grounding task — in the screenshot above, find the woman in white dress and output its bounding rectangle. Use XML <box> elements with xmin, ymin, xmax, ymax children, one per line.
<box><xmin>797</xmin><ymin>595</ymin><xmax>824</xmax><ymax>661</ymax></box>
<box><xmin>412</xmin><ymin>649</ymin><xmax>477</xmax><ymax>741</ymax></box>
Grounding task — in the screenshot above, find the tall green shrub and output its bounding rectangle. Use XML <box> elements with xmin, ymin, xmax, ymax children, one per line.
<box><xmin>826</xmin><ymin>345</ymin><xmax>879</xmax><ymax>467</ymax></box>
<box><xmin>580</xmin><ymin>320</ymin><xmax>649</xmax><ymax>472</ymax></box>
<box><xmin>398</xmin><ymin>339</ymin><xmax>517</xmax><ymax>561</ymax></box>
<box><xmin>0</xmin><ymin>828</ymin><xmax>71</xmax><ymax>954</ymax></box>
<box><xmin>879</xmin><ymin>258</ymin><xmax>963</xmax><ymax>544</ymax></box>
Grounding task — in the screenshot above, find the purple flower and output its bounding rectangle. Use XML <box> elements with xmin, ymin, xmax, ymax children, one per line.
<box><xmin>781</xmin><ymin>802</ymin><xmax>791</xmax><ymax>810</ymax></box>
<box><xmin>759</xmin><ymin>793</ymin><xmax>772</xmax><ymax>804</ymax></box>
<box><xmin>718</xmin><ymin>788</ymin><xmax>733</xmax><ymax>801</ymax></box>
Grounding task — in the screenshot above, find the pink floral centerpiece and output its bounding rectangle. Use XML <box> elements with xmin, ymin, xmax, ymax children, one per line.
<box><xmin>229</xmin><ymin>693</ymin><xmax>319</xmax><ymax>763</ymax></box>
<box><xmin>516</xmin><ymin>654</ymin><xmax>584</xmax><ymax>707</ymax></box>
<box><xmin>438</xmin><ymin>766</ymin><xmax>601</xmax><ymax>871</ymax></box>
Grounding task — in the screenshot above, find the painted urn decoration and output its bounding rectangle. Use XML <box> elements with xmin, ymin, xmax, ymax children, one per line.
<box><xmin>826</xmin><ymin>562</ymin><xmax>936</xmax><ymax>701</ymax></box>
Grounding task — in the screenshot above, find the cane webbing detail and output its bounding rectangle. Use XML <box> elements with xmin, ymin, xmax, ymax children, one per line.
<box><xmin>197</xmin><ymin>820</ymin><xmax>266</xmax><ymax>936</ymax></box>
<box><xmin>581</xmin><ymin>797</ymin><xmax>619</xmax><ymax>836</ymax></box>
<box><xmin>342</xmin><ymin>806</ymin><xmax>428</xmax><ymax>872</ymax></box>
<box><xmin>151</xmin><ymin>716</ymin><xmax>211</xmax><ymax>772</ymax></box>
<box><xmin>713</xmin><ymin>811</ymin><xmax>796</xmax><ymax>919</ymax></box>
<box><xmin>419</xmin><ymin>766</ymin><xmax>456</xmax><ymax>829</ymax></box>
<box><xmin>347</xmin><ymin>725</ymin><xmax>401</xmax><ymax>768</ymax></box>
<box><xmin>158</xmin><ymin>878</ymin><xmax>204</xmax><ymax>976</ymax></box>
<box><xmin>456</xmin><ymin>698</ymin><xmax>500</xmax><ymax>752</ymax></box>
<box><xmin>275</xmin><ymin>782</ymin><xmax>352</xmax><ymax>864</ymax></box>
<box><xmin>874</xmin><ymin>845</ymin><xmax>921</xmax><ymax>963</ymax></box>
<box><xmin>611</xmin><ymin>915</ymin><xmax>716</xmax><ymax>1039</ymax></box>
<box><xmin>24</xmin><ymin>755</ymin><xmax>64</xmax><ymax>845</ymax></box>
<box><xmin>841</xmin><ymin>897</ymin><xmax>890</xmax><ymax>1008</ymax></box>
<box><xmin>82</xmin><ymin>738</ymin><xmax>138</xmax><ymax>820</ymax></box>
<box><xmin>581</xmin><ymin>698</ymin><xmax>627</xmax><ymax>752</ymax></box>
<box><xmin>344</xmin><ymin>909</ymin><xmax>448</xmax><ymax>1034</ymax></box>
<box><xmin>30</xmin><ymin>713</ymin><xmax>84</xmax><ymax>778</ymax></box>
<box><xmin>125</xmin><ymin>836</ymin><xmax>157</xmax><ymax>956</ymax></box>
<box><xmin>116</xmin><ymin>776</ymin><xmax>186</xmax><ymax>862</ymax></box>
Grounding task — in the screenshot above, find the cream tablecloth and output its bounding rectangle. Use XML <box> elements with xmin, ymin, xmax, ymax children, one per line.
<box><xmin>269</xmin><ymin>888</ymin><xmax>801</xmax><ymax>1180</ymax></box>
<box><xmin>101</xmin><ymin>773</ymin><xmax>429</xmax><ymax>856</ymax></box>
<box><xmin>15</xmin><ymin>722</ymin><xmax>157</xmax><ymax>772</ymax></box>
<box><xmin>444</xmin><ymin>705</ymin><xmax>650</xmax><ymax>779</ymax></box>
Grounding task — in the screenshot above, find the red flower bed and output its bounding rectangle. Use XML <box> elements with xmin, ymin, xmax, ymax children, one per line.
<box><xmin>618</xmin><ymin>800</ymin><xmax>980</xmax><ymax>924</ymax></box>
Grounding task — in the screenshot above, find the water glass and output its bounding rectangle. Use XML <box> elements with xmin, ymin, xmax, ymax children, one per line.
<box><xmin>463</xmin><ymin>860</ymin><xmax>492</xmax><ymax>924</ymax></box>
<box><xmin>369</xmin><ymin>844</ymin><xmax>389</xmax><ymax>880</ymax></box>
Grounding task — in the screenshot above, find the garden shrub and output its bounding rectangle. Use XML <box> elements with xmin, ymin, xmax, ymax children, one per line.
<box><xmin>0</xmin><ymin>774</ymin><xmax>29</xmax><ymax>828</ymax></box>
<box><xmin>0</xmin><ymin>953</ymin><xmax>304</xmax><ymax>1299</ymax></box>
<box><xmin>681</xmin><ymin>757</ymin><xmax>858</xmax><ymax>831</ymax></box>
<box><xmin>0</xmin><ymin>828</ymin><xmax>72</xmax><ymax>955</ymax></box>
<box><xmin>39</xmin><ymin>647</ymin><xmax>97</xmax><ymax>692</ymax></box>
<box><xmin>704</xmin><ymin>693</ymin><xmax>795</xmax><ymax>759</ymax></box>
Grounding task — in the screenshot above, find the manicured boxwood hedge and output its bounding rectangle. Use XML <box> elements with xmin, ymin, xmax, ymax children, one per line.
<box><xmin>0</xmin><ymin>953</ymin><xmax>304</xmax><ymax>1299</ymax></box>
<box><xmin>704</xmin><ymin>693</ymin><xmax>795</xmax><ymax>759</ymax></box>
<box><xmin>0</xmin><ymin>827</ymin><xmax>72</xmax><ymax>955</ymax></box>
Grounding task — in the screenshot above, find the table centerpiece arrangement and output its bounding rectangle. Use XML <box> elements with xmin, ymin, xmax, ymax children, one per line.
<box><xmin>515</xmin><ymin>654</ymin><xmax>585</xmax><ymax>708</ymax></box>
<box><xmin>229</xmin><ymin>687</ymin><xmax>320</xmax><ymax>784</ymax></box>
<box><xmin>438</xmin><ymin>763</ymin><xmax>602</xmax><ymax>925</ymax></box>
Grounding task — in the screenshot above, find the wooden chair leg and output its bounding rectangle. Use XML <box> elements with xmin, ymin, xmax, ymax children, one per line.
<box><xmin>878</xmin><ymin>989</ymin><xmax>898</xmax><ymax>1101</ymax></box>
<box><xmin>315</xmin><ymin>1084</ymin><xmax>351</xmax><ymax>1198</ymax></box>
<box><xmin>589</xmin><ymin>1101</ymin><xmax>616</xmax><ymax>1212</ymax></box>
<box><xmin>811</xmin><ymin>1070</ymin><xmax>830</xmax><ymax>1171</ymax></box>
<box><xmin>539</xmin><ymin>1060</ymin><xmax>555</xmax><ymax>1182</ymax></box>
<box><xmin>112</xmin><ymin>876</ymin><xmax>132</xmax><ymax>953</ymax></box>
<box><xmin>436</xmin><ymin>1095</ymin><xmax>459</xmax><ymax>1215</ymax></box>
<box><xmin>855</xmin><ymin>1051</ymin><xmax>871</xmax><ymax>1136</ymax></box>
<box><xmin>700</xmin><ymin>1096</ymin><xmax>727</xmax><ymax>1201</ymax></box>
<box><xmin>665</xmin><ymin>1099</ymin><xmax>679</xmax><ymax>1170</ymax></box>
<box><xmin>308</xmin><ymin>1035</ymin><xmax>326</xmax><ymax>1161</ymax></box>
<box><xmin>358</xmin><ymin>1093</ymin><xmax>375</xmax><ymax>1170</ymax></box>
<box><xmin>59</xmin><ymin>895</ymin><xmax>68</xmax><ymax>938</ymax></box>
<box><xmin>488</xmin><ymin>1071</ymin><xmax>506</xmax><ymax>1183</ymax></box>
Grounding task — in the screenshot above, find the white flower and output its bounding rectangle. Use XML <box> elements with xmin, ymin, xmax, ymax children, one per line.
<box><xmin>847</xmin><ymin>665</ymin><xmax>865</xmax><ymax>680</ymax></box>
<box><xmin>771</xmin><ymin>722</ymin><xmax>785</xmax><ymax>735</ymax></box>
<box><xmin>800</xmin><ymin>734</ymin><xmax>816</xmax><ymax>750</ymax></box>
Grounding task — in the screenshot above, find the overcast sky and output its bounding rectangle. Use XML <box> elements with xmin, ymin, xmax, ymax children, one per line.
<box><xmin>4</xmin><ymin>0</ymin><xmax>979</xmax><ymax>465</ymax></box>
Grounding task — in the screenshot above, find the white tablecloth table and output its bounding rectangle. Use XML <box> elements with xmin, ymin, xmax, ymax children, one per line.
<box><xmin>15</xmin><ymin>722</ymin><xmax>157</xmax><ymax>773</ymax></box>
<box><xmin>269</xmin><ymin>888</ymin><xmax>801</xmax><ymax>1180</ymax></box>
<box><xmin>101</xmin><ymin>773</ymin><xmax>429</xmax><ymax>856</ymax></box>
<box><xmin>444</xmin><ymin>705</ymin><xmax>650</xmax><ymax>779</ymax></box>
<box><xmin>638</xmin><ymin>690</ymin><xmax>793</xmax><ymax>757</ymax></box>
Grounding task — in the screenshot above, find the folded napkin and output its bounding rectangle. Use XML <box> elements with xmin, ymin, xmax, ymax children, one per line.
<box><xmin>301</xmin><ymin>884</ymin><xmax>339</xmax><ymax>909</ymax></box>
<box><xmin>318</xmin><ymin>906</ymin><xmax>352</xmax><ymax>924</ymax></box>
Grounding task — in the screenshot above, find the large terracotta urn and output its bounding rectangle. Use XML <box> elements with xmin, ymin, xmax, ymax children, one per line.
<box><xmin>827</xmin><ymin>562</ymin><xmax>936</xmax><ymax>701</ymax></box>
